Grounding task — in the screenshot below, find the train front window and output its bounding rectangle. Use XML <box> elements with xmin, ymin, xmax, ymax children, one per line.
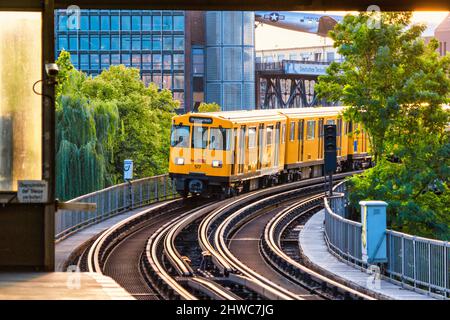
<box><xmin>171</xmin><ymin>125</ymin><xmax>190</xmax><ymax>148</ymax></box>
<box><xmin>192</xmin><ymin>126</ymin><xmax>208</xmax><ymax>149</ymax></box>
<box><xmin>209</xmin><ymin>127</ymin><xmax>231</xmax><ymax>150</ymax></box>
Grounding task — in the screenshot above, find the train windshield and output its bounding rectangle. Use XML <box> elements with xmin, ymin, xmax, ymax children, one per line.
<box><xmin>209</xmin><ymin>128</ymin><xmax>231</xmax><ymax>150</ymax></box>
<box><xmin>171</xmin><ymin>125</ymin><xmax>190</xmax><ymax>148</ymax></box>
<box><xmin>192</xmin><ymin>126</ymin><xmax>209</xmax><ymax>149</ymax></box>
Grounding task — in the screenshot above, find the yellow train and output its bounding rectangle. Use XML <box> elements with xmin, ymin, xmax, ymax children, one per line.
<box><xmin>169</xmin><ymin>106</ymin><xmax>371</xmax><ymax>197</ymax></box>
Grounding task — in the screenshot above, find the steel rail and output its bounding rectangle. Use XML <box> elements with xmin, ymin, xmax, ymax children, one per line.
<box><xmin>87</xmin><ymin>199</ymin><xmax>181</xmax><ymax>273</ymax></box>
<box><xmin>263</xmin><ymin>194</ymin><xmax>376</xmax><ymax>300</ymax></box>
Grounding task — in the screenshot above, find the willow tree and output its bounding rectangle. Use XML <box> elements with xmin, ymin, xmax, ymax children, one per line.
<box><xmin>316</xmin><ymin>12</ymin><xmax>450</xmax><ymax>239</ymax></box>
<box><xmin>55</xmin><ymin>51</ymin><xmax>119</xmax><ymax>200</ymax></box>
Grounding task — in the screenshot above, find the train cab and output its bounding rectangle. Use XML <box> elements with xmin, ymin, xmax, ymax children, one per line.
<box><xmin>169</xmin><ymin>110</ymin><xmax>287</xmax><ymax>197</ymax></box>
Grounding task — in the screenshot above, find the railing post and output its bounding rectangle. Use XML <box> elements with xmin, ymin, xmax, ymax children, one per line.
<box><xmin>155</xmin><ymin>178</ymin><xmax>158</xmax><ymax>201</ymax></box>
<box><xmin>428</xmin><ymin>241</ymin><xmax>431</xmax><ymax>294</ymax></box>
<box><xmin>413</xmin><ymin>237</ymin><xmax>417</xmax><ymax>289</ymax></box>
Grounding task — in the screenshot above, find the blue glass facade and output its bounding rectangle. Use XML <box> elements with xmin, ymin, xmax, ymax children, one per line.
<box><xmin>55</xmin><ymin>10</ymin><xmax>186</xmax><ymax>108</ymax></box>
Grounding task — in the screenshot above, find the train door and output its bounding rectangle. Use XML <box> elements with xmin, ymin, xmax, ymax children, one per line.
<box><xmin>258</xmin><ymin>124</ymin><xmax>264</xmax><ymax>170</ymax></box>
<box><xmin>274</xmin><ymin>122</ymin><xmax>280</xmax><ymax>167</ymax></box>
<box><xmin>318</xmin><ymin>118</ymin><xmax>324</xmax><ymax>159</ymax></box>
<box><xmin>337</xmin><ymin>119</ymin><xmax>342</xmax><ymax>157</ymax></box>
<box><xmin>298</xmin><ymin>119</ymin><xmax>304</xmax><ymax>162</ymax></box>
<box><xmin>231</xmin><ymin>128</ymin><xmax>238</xmax><ymax>176</ymax></box>
<box><xmin>238</xmin><ymin>125</ymin><xmax>246</xmax><ymax>174</ymax></box>
<box><xmin>266</xmin><ymin>125</ymin><xmax>274</xmax><ymax>168</ymax></box>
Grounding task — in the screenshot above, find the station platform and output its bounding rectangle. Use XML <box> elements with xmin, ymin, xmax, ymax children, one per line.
<box><xmin>299</xmin><ymin>210</ymin><xmax>437</xmax><ymax>300</ymax></box>
<box><xmin>56</xmin><ymin>203</ymin><xmax>163</xmax><ymax>271</ymax></box>
<box><xmin>0</xmin><ymin>272</ymin><xmax>134</xmax><ymax>300</ymax></box>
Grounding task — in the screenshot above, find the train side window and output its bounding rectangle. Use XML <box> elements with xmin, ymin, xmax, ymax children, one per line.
<box><xmin>171</xmin><ymin>125</ymin><xmax>190</xmax><ymax>148</ymax></box>
<box><xmin>298</xmin><ymin>120</ymin><xmax>304</xmax><ymax>140</ymax></box>
<box><xmin>192</xmin><ymin>125</ymin><xmax>208</xmax><ymax>149</ymax></box>
<box><xmin>326</xmin><ymin>119</ymin><xmax>335</xmax><ymax>125</ymax></box>
<box><xmin>266</xmin><ymin>126</ymin><xmax>273</xmax><ymax>145</ymax></box>
<box><xmin>306</xmin><ymin>120</ymin><xmax>315</xmax><ymax>140</ymax></box>
<box><xmin>337</xmin><ymin>119</ymin><xmax>342</xmax><ymax>136</ymax></box>
<box><xmin>281</xmin><ymin>124</ymin><xmax>286</xmax><ymax>143</ymax></box>
<box><xmin>289</xmin><ymin>122</ymin><xmax>296</xmax><ymax>141</ymax></box>
<box><xmin>248</xmin><ymin>127</ymin><xmax>257</xmax><ymax>148</ymax></box>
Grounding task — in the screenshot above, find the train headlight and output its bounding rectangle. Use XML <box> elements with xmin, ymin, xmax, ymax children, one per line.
<box><xmin>175</xmin><ymin>157</ymin><xmax>185</xmax><ymax>165</ymax></box>
<box><xmin>212</xmin><ymin>160</ymin><xmax>222</xmax><ymax>168</ymax></box>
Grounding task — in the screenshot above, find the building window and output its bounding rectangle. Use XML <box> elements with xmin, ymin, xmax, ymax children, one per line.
<box><xmin>142</xmin><ymin>74</ymin><xmax>152</xmax><ymax>86</ymax></box>
<box><xmin>121</xmin><ymin>15</ymin><xmax>131</xmax><ymax>31</ymax></box>
<box><xmin>111</xmin><ymin>15</ymin><xmax>119</xmax><ymax>31</ymax></box>
<box><xmin>90</xmin><ymin>15</ymin><xmax>99</xmax><ymax>30</ymax></box>
<box><xmin>132</xmin><ymin>16</ymin><xmax>141</xmax><ymax>31</ymax></box>
<box><xmin>173</xmin><ymin>15</ymin><xmax>184</xmax><ymax>31</ymax></box>
<box><xmin>101</xmin><ymin>15</ymin><xmax>109</xmax><ymax>30</ymax></box>
<box><xmin>132</xmin><ymin>36</ymin><xmax>141</xmax><ymax>50</ymax></box>
<box><xmin>90</xmin><ymin>36</ymin><xmax>99</xmax><ymax>50</ymax></box>
<box><xmin>163</xmin><ymin>54</ymin><xmax>172</xmax><ymax>70</ymax></box>
<box><xmin>58</xmin><ymin>15</ymin><xmax>67</xmax><ymax>31</ymax></box>
<box><xmin>58</xmin><ymin>36</ymin><xmax>68</xmax><ymax>50</ymax></box>
<box><xmin>153</xmin><ymin>54</ymin><xmax>162</xmax><ymax>69</ymax></box>
<box><xmin>163</xmin><ymin>74</ymin><xmax>172</xmax><ymax>89</ymax></box>
<box><xmin>69</xmin><ymin>35</ymin><xmax>78</xmax><ymax>50</ymax></box>
<box><xmin>79</xmin><ymin>35</ymin><xmax>88</xmax><ymax>50</ymax></box>
<box><xmin>142</xmin><ymin>15</ymin><xmax>151</xmax><ymax>30</ymax></box>
<box><xmin>101</xmin><ymin>36</ymin><xmax>110</xmax><ymax>50</ymax></box>
<box><xmin>101</xmin><ymin>54</ymin><xmax>110</xmax><ymax>69</ymax></box>
<box><xmin>192</xmin><ymin>48</ymin><xmax>204</xmax><ymax>75</ymax></box>
<box><xmin>121</xmin><ymin>54</ymin><xmax>130</xmax><ymax>66</ymax></box>
<box><xmin>174</xmin><ymin>75</ymin><xmax>184</xmax><ymax>89</ymax></box>
<box><xmin>152</xmin><ymin>37</ymin><xmax>161</xmax><ymax>51</ymax></box>
<box><xmin>173</xmin><ymin>92</ymin><xmax>184</xmax><ymax>107</ymax></box>
<box><xmin>153</xmin><ymin>74</ymin><xmax>162</xmax><ymax>88</ymax></box>
<box><xmin>142</xmin><ymin>54</ymin><xmax>151</xmax><ymax>70</ymax></box>
<box><xmin>132</xmin><ymin>54</ymin><xmax>141</xmax><ymax>68</ymax></box>
<box><xmin>111</xmin><ymin>36</ymin><xmax>120</xmax><ymax>50</ymax></box>
<box><xmin>90</xmin><ymin>54</ymin><xmax>99</xmax><ymax>69</ymax></box>
<box><xmin>111</xmin><ymin>54</ymin><xmax>120</xmax><ymax>65</ymax></box>
<box><xmin>80</xmin><ymin>15</ymin><xmax>88</xmax><ymax>30</ymax></box>
<box><xmin>142</xmin><ymin>35</ymin><xmax>151</xmax><ymax>50</ymax></box>
<box><xmin>163</xmin><ymin>36</ymin><xmax>172</xmax><ymax>50</ymax></box>
<box><xmin>70</xmin><ymin>54</ymin><xmax>79</xmax><ymax>68</ymax></box>
<box><xmin>80</xmin><ymin>54</ymin><xmax>89</xmax><ymax>69</ymax></box>
<box><xmin>153</xmin><ymin>15</ymin><xmax>162</xmax><ymax>30</ymax></box>
<box><xmin>173</xmin><ymin>36</ymin><xmax>184</xmax><ymax>50</ymax></box>
<box><xmin>163</xmin><ymin>16</ymin><xmax>172</xmax><ymax>30</ymax></box>
<box><xmin>173</xmin><ymin>54</ymin><xmax>184</xmax><ymax>70</ymax></box>
<box><xmin>121</xmin><ymin>35</ymin><xmax>130</xmax><ymax>50</ymax></box>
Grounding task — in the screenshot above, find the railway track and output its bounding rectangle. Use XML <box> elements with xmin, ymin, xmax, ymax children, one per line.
<box><xmin>77</xmin><ymin>171</ymin><xmax>374</xmax><ymax>300</ymax></box>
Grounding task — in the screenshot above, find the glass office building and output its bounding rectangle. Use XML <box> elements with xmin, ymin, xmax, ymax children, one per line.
<box><xmin>55</xmin><ymin>10</ymin><xmax>256</xmax><ymax>111</ymax></box>
<box><xmin>55</xmin><ymin>10</ymin><xmax>186</xmax><ymax>108</ymax></box>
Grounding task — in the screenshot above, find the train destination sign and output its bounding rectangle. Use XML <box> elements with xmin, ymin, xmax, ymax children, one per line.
<box><xmin>189</xmin><ymin>116</ymin><xmax>213</xmax><ymax>124</ymax></box>
<box><xmin>17</xmin><ymin>180</ymin><xmax>48</xmax><ymax>203</ymax></box>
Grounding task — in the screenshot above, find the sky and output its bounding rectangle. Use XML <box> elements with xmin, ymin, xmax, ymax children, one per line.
<box><xmin>255</xmin><ymin>11</ymin><xmax>449</xmax><ymax>51</ymax></box>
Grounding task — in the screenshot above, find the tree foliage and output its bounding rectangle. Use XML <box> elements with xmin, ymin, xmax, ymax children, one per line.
<box><xmin>55</xmin><ymin>50</ymin><xmax>178</xmax><ymax>200</ymax></box>
<box><xmin>316</xmin><ymin>12</ymin><xmax>450</xmax><ymax>239</ymax></box>
<box><xmin>197</xmin><ymin>102</ymin><xmax>221</xmax><ymax>112</ymax></box>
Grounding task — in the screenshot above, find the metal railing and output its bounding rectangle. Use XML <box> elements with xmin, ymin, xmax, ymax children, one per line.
<box><xmin>324</xmin><ymin>181</ymin><xmax>449</xmax><ymax>299</ymax></box>
<box><xmin>55</xmin><ymin>174</ymin><xmax>177</xmax><ymax>241</ymax></box>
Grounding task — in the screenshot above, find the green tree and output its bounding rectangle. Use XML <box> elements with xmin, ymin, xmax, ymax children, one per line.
<box><xmin>197</xmin><ymin>102</ymin><xmax>221</xmax><ymax>112</ymax></box>
<box><xmin>316</xmin><ymin>12</ymin><xmax>450</xmax><ymax>240</ymax></box>
<box><xmin>82</xmin><ymin>65</ymin><xmax>179</xmax><ymax>182</ymax></box>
